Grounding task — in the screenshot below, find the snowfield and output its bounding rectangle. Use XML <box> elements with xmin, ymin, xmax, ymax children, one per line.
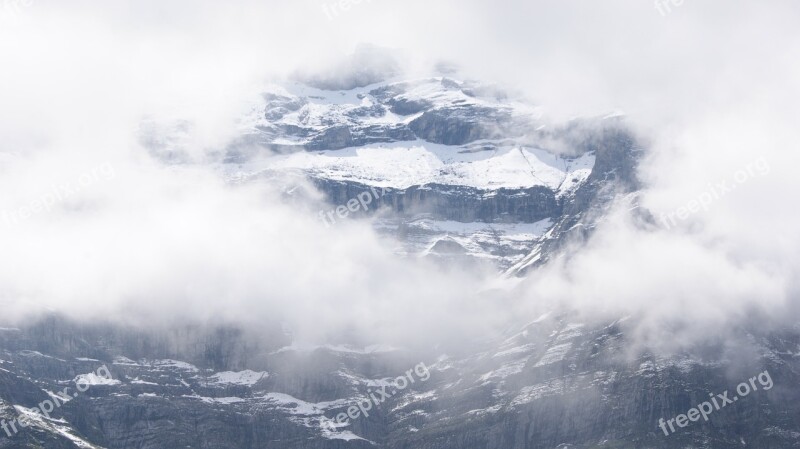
<box><xmin>247</xmin><ymin>141</ymin><xmax>594</xmax><ymax>192</ymax></box>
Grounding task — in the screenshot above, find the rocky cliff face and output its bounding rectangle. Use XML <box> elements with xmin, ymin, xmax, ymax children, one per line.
<box><xmin>2</xmin><ymin>75</ymin><xmax>797</xmax><ymax>449</ymax></box>
<box><xmin>2</xmin><ymin>315</ymin><xmax>799</xmax><ymax>449</ymax></box>
<box><xmin>221</xmin><ymin>76</ymin><xmax>632</xmax><ymax>271</ymax></box>
<box><xmin>310</xmin><ymin>179</ymin><xmax>560</xmax><ymax>224</ymax></box>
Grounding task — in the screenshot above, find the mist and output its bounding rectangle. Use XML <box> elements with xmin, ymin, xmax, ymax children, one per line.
<box><xmin>1</xmin><ymin>0</ymin><xmax>798</xmax><ymax>355</ymax></box>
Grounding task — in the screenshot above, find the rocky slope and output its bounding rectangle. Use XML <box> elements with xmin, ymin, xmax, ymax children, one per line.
<box><xmin>1</xmin><ymin>315</ymin><xmax>799</xmax><ymax>449</ymax></box>
<box><xmin>2</xmin><ymin>73</ymin><xmax>798</xmax><ymax>449</ymax></box>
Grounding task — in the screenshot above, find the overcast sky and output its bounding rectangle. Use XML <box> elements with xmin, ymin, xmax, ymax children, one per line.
<box><xmin>0</xmin><ymin>1</ymin><xmax>798</xmax><ymax>351</ymax></box>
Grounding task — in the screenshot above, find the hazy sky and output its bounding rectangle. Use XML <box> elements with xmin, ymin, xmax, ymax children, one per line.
<box><xmin>0</xmin><ymin>1</ymin><xmax>798</xmax><ymax>351</ymax></box>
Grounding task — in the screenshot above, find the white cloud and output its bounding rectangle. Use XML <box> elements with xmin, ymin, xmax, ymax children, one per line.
<box><xmin>0</xmin><ymin>0</ymin><xmax>798</xmax><ymax>352</ymax></box>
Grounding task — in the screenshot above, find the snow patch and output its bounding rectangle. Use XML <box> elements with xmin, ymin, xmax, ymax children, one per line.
<box><xmin>112</xmin><ymin>356</ymin><xmax>138</xmax><ymax>366</ymax></box>
<box><xmin>480</xmin><ymin>358</ymin><xmax>528</xmax><ymax>381</ymax></box>
<box><xmin>150</xmin><ymin>359</ymin><xmax>199</xmax><ymax>372</ymax></box>
<box><xmin>208</xmin><ymin>370</ymin><xmax>268</xmax><ymax>386</ymax></box>
<box><xmin>255</xmin><ymin>142</ymin><xmax>589</xmax><ymax>191</ymax></box>
<box><xmin>534</xmin><ymin>343</ymin><xmax>573</xmax><ymax>367</ymax></box>
<box><xmin>74</xmin><ymin>372</ymin><xmax>120</xmax><ymax>387</ymax></box>
<box><xmin>260</xmin><ymin>392</ymin><xmax>352</xmax><ymax>415</ymax></box>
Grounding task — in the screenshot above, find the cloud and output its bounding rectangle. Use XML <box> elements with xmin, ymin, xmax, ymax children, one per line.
<box><xmin>0</xmin><ymin>151</ymin><xmax>503</xmax><ymax>347</ymax></box>
<box><xmin>0</xmin><ymin>0</ymin><xmax>798</xmax><ymax>353</ymax></box>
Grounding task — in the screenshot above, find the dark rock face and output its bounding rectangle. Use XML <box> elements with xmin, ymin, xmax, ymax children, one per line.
<box><xmin>306</xmin><ymin>125</ymin><xmax>354</xmax><ymax>151</ymax></box>
<box><xmin>369</xmin><ymin>81</ymin><xmax>433</xmax><ymax>116</ymax></box>
<box><xmin>385</xmin><ymin>97</ymin><xmax>430</xmax><ymax>116</ymax></box>
<box><xmin>263</xmin><ymin>93</ymin><xmax>306</xmax><ymax>121</ymax></box>
<box><xmin>507</xmin><ymin>120</ymin><xmax>644</xmax><ymax>275</ymax></box>
<box><xmin>428</xmin><ymin>238</ymin><xmax>468</xmax><ymax>255</ymax></box>
<box><xmin>2</xmin><ymin>317</ymin><xmax>799</xmax><ymax>449</ymax></box>
<box><xmin>407</xmin><ymin>107</ymin><xmax>509</xmax><ymax>146</ymax></box>
<box><xmin>311</xmin><ymin>179</ymin><xmax>560</xmax><ymax>224</ymax></box>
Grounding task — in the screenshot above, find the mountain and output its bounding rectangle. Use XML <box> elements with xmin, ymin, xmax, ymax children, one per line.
<box><xmin>1</xmin><ymin>73</ymin><xmax>798</xmax><ymax>449</ymax></box>
<box><xmin>1</xmin><ymin>314</ymin><xmax>798</xmax><ymax>449</ymax></box>
<box><xmin>221</xmin><ymin>76</ymin><xmax>641</xmax><ymax>273</ymax></box>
